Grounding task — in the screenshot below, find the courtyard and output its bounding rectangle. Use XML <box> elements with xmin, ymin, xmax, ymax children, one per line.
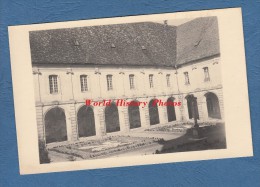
<box><xmin>43</xmin><ymin>121</ymin><xmax>226</xmax><ymax>163</ymax></box>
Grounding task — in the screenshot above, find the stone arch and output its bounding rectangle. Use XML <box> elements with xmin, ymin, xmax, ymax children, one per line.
<box><xmin>77</xmin><ymin>105</ymin><xmax>96</xmax><ymax>138</ymax></box>
<box><xmin>167</xmin><ymin>97</ymin><xmax>176</xmax><ymax>122</ymax></box>
<box><xmin>105</xmin><ymin>102</ymin><xmax>120</xmax><ymax>133</ymax></box>
<box><xmin>149</xmin><ymin>99</ymin><xmax>160</xmax><ymax>125</ymax></box>
<box><xmin>205</xmin><ymin>92</ymin><xmax>221</xmax><ymax>119</ymax></box>
<box><xmin>128</xmin><ymin>100</ymin><xmax>141</xmax><ymax>129</ymax></box>
<box><xmin>44</xmin><ymin>107</ymin><xmax>67</xmax><ymax>144</ymax></box>
<box><xmin>185</xmin><ymin>95</ymin><xmax>200</xmax><ymax>120</ymax></box>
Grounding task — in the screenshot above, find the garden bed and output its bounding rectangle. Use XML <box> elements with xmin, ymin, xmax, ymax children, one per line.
<box><xmin>49</xmin><ymin>135</ymin><xmax>159</xmax><ymax>160</ymax></box>
<box><xmin>145</xmin><ymin>121</ymin><xmax>224</xmax><ymax>133</ymax></box>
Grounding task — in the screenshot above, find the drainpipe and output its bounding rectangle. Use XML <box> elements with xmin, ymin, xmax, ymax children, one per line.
<box><xmin>66</xmin><ymin>67</ymin><xmax>75</xmax><ymax>100</ymax></box>
<box><xmin>119</xmin><ymin>68</ymin><xmax>125</xmax><ymax>97</ymax></box>
<box><xmin>94</xmin><ymin>67</ymin><xmax>101</xmax><ymax>99</ymax></box>
<box><xmin>66</xmin><ymin>67</ymin><xmax>77</xmax><ymax>141</ymax></box>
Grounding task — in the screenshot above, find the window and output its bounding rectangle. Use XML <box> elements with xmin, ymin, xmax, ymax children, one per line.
<box><xmin>203</xmin><ymin>67</ymin><xmax>210</xmax><ymax>82</ymax></box>
<box><xmin>184</xmin><ymin>72</ymin><xmax>190</xmax><ymax>85</ymax></box>
<box><xmin>129</xmin><ymin>74</ymin><xmax>135</xmax><ymax>89</ymax></box>
<box><xmin>166</xmin><ymin>74</ymin><xmax>171</xmax><ymax>87</ymax></box>
<box><xmin>49</xmin><ymin>75</ymin><xmax>58</xmax><ymax>94</ymax></box>
<box><xmin>80</xmin><ymin>75</ymin><xmax>88</xmax><ymax>92</ymax></box>
<box><xmin>149</xmin><ymin>74</ymin><xmax>154</xmax><ymax>88</ymax></box>
<box><xmin>107</xmin><ymin>75</ymin><xmax>113</xmax><ymax>90</ymax></box>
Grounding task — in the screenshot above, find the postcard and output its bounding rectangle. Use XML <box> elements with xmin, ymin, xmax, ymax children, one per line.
<box><xmin>8</xmin><ymin>7</ymin><xmax>253</xmax><ymax>174</ymax></box>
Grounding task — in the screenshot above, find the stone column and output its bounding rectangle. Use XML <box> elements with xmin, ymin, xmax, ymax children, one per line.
<box><xmin>33</xmin><ymin>69</ymin><xmax>45</xmax><ymax>142</ymax></box>
<box><xmin>158</xmin><ymin>98</ymin><xmax>168</xmax><ymax>124</ymax></box>
<box><xmin>162</xmin><ymin>106</ymin><xmax>168</xmax><ymax>123</ymax></box>
<box><xmin>36</xmin><ymin>105</ymin><xmax>44</xmax><ymax>142</ymax></box>
<box><xmin>201</xmin><ymin>94</ymin><xmax>209</xmax><ymax>121</ymax></box>
<box><xmin>97</xmin><ymin>108</ymin><xmax>106</xmax><ymax>136</ymax></box>
<box><xmin>182</xmin><ymin>98</ymin><xmax>189</xmax><ymax>121</ymax></box>
<box><xmin>217</xmin><ymin>90</ymin><xmax>225</xmax><ymax>120</ymax></box>
<box><xmin>175</xmin><ymin>94</ymin><xmax>184</xmax><ymax>122</ymax></box>
<box><xmin>68</xmin><ymin>103</ymin><xmax>78</xmax><ymax>142</ymax></box>
<box><xmin>118</xmin><ymin>106</ymin><xmax>130</xmax><ymax>132</ymax></box>
<box><xmin>196</xmin><ymin>94</ymin><xmax>203</xmax><ymax>121</ymax></box>
<box><xmin>93</xmin><ymin>107</ymin><xmax>101</xmax><ymax>137</ymax></box>
<box><xmin>140</xmin><ymin>103</ymin><xmax>150</xmax><ymax>128</ymax></box>
<box><xmin>175</xmin><ymin>103</ymin><xmax>181</xmax><ymax>122</ymax></box>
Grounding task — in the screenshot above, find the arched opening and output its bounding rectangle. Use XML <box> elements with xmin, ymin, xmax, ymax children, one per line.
<box><xmin>167</xmin><ymin>97</ymin><xmax>176</xmax><ymax>122</ymax></box>
<box><xmin>128</xmin><ymin>101</ymin><xmax>141</xmax><ymax>129</ymax></box>
<box><xmin>149</xmin><ymin>99</ymin><xmax>160</xmax><ymax>125</ymax></box>
<box><xmin>205</xmin><ymin>92</ymin><xmax>221</xmax><ymax>119</ymax></box>
<box><xmin>77</xmin><ymin>106</ymin><xmax>96</xmax><ymax>138</ymax></box>
<box><xmin>186</xmin><ymin>95</ymin><xmax>200</xmax><ymax>120</ymax></box>
<box><xmin>44</xmin><ymin>107</ymin><xmax>67</xmax><ymax>144</ymax></box>
<box><xmin>105</xmin><ymin>103</ymin><xmax>120</xmax><ymax>133</ymax></box>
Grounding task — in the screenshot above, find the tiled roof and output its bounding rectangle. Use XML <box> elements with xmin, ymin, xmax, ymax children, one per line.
<box><xmin>29</xmin><ymin>17</ymin><xmax>220</xmax><ymax>67</ymax></box>
<box><xmin>30</xmin><ymin>22</ymin><xmax>177</xmax><ymax>67</ymax></box>
<box><xmin>176</xmin><ymin>17</ymin><xmax>220</xmax><ymax>65</ymax></box>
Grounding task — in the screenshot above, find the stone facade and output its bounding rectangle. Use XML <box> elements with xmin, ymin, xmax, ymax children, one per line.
<box><xmin>30</xmin><ymin>17</ymin><xmax>224</xmax><ymax>145</ymax></box>
<box><xmin>33</xmin><ymin>55</ymin><xmax>224</xmax><ymax>145</ymax></box>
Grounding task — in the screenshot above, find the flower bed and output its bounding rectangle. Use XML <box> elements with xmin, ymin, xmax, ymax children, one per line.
<box><xmin>49</xmin><ymin>136</ymin><xmax>158</xmax><ymax>159</ymax></box>
<box><xmin>145</xmin><ymin>121</ymin><xmax>224</xmax><ymax>133</ymax></box>
<box><xmin>145</xmin><ymin>123</ymin><xmax>191</xmax><ymax>133</ymax></box>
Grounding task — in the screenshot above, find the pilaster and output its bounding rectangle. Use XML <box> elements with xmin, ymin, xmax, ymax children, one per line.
<box><xmin>140</xmin><ymin>103</ymin><xmax>150</xmax><ymax>128</ymax></box>
<box><xmin>36</xmin><ymin>106</ymin><xmax>44</xmax><ymax>142</ymax></box>
<box><xmin>98</xmin><ymin>108</ymin><xmax>106</xmax><ymax>136</ymax></box>
<box><xmin>119</xmin><ymin>106</ymin><xmax>130</xmax><ymax>132</ymax></box>
<box><xmin>68</xmin><ymin>103</ymin><xmax>78</xmax><ymax>141</ymax></box>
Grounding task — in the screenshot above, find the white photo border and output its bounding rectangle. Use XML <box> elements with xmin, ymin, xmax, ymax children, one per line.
<box><xmin>8</xmin><ymin>7</ymin><xmax>253</xmax><ymax>175</ymax></box>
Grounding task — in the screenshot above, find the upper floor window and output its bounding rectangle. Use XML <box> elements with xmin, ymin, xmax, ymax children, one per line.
<box><xmin>184</xmin><ymin>72</ymin><xmax>190</xmax><ymax>85</ymax></box>
<box><xmin>49</xmin><ymin>75</ymin><xmax>58</xmax><ymax>94</ymax></box>
<box><xmin>129</xmin><ymin>74</ymin><xmax>135</xmax><ymax>89</ymax></box>
<box><xmin>149</xmin><ymin>74</ymin><xmax>154</xmax><ymax>88</ymax></box>
<box><xmin>107</xmin><ymin>74</ymin><xmax>113</xmax><ymax>91</ymax></box>
<box><xmin>80</xmin><ymin>75</ymin><xmax>88</xmax><ymax>92</ymax></box>
<box><xmin>203</xmin><ymin>67</ymin><xmax>210</xmax><ymax>82</ymax></box>
<box><xmin>166</xmin><ymin>74</ymin><xmax>171</xmax><ymax>87</ymax></box>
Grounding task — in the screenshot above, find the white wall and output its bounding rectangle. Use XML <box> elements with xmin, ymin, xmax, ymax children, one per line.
<box><xmin>33</xmin><ymin>65</ymin><xmax>181</xmax><ymax>104</ymax></box>
<box><xmin>33</xmin><ymin>56</ymin><xmax>224</xmax><ymax>144</ymax></box>
<box><xmin>177</xmin><ymin>57</ymin><xmax>222</xmax><ymax>94</ymax></box>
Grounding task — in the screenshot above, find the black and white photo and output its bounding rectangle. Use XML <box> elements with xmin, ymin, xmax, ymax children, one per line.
<box><xmin>8</xmin><ymin>8</ymin><xmax>253</xmax><ymax>174</ymax></box>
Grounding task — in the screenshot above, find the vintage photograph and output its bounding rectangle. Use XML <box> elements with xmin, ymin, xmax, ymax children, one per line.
<box><xmin>29</xmin><ymin>16</ymin><xmax>226</xmax><ymax>164</ymax></box>
<box><xmin>9</xmin><ymin>8</ymin><xmax>253</xmax><ymax>174</ymax></box>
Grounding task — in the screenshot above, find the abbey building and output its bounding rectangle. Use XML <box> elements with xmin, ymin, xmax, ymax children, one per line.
<box><xmin>30</xmin><ymin>16</ymin><xmax>224</xmax><ymax>145</ymax></box>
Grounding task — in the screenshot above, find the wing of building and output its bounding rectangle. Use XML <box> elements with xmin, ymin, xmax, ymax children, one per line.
<box><xmin>30</xmin><ymin>17</ymin><xmax>224</xmax><ymax>145</ymax></box>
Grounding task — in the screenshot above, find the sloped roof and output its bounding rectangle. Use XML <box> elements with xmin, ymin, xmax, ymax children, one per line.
<box><xmin>29</xmin><ymin>17</ymin><xmax>220</xmax><ymax>67</ymax></box>
<box><xmin>176</xmin><ymin>16</ymin><xmax>220</xmax><ymax>65</ymax></box>
<box><xmin>30</xmin><ymin>22</ymin><xmax>176</xmax><ymax>67</ymax></box>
